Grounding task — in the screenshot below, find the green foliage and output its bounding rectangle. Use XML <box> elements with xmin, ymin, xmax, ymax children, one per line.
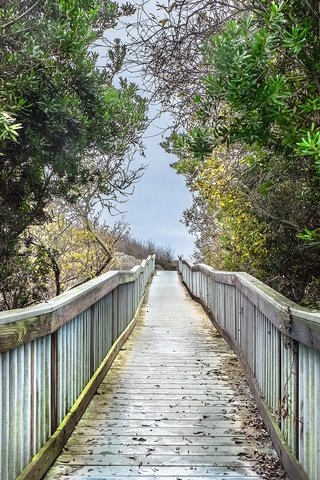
<box><xmin>297</xmin><ymin>128</ymin><xmax>320</xmax><ymax>173</ymax></box>
<box><xmin>202</xmin><ymin>3</ymin><xmax>318</xmax><ymax>159</ymax></box>
<box><xmin>171</xmin><ymin>0</ymin><xmax>320</xmax><ymax>304</ymax></box>
<box><xmin>297</xmin><ymin>227</ymin><xmax>320</xmax><ymax>245</ymax></box>
<box><xmin>0</xmin><ymin>0</ymin><xmax>147</xmax><ymax>267</ymax></box>
<box><xmin>0</xmin><ymin>111</ymin><xmax>22</xmax><ymax>141</ymax></box>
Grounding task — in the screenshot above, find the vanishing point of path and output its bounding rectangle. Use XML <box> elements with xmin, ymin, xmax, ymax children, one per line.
<box><xmin>46</xmin><ymin>271</ymin><xmax>286</xmax><ymax>480</ymax></box>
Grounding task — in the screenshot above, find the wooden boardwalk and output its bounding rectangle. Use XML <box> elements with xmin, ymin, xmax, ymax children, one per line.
<box><xmin>45</xmin><ymin>271</ymin><xmax>285</xmax><ymax>480</ymax></box>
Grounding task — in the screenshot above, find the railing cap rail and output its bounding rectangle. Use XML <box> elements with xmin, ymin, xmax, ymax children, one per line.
<box><xmin>180</xmin><ymin>257</ymin><xmax>320</xmax><ymax>349</ymax></box>
<box><xmin>0</xmin><ymin>255</ymin><xmax>155</xmax><ymax>352</ymax></box>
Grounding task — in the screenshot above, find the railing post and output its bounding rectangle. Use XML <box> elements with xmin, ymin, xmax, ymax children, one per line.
<box><xmin>50</xmin><ymin>331</ymin><xmax>58</xmax><ymax>434</ymax></box>
<box><xmin>90</xmin><ymin>304</ymin><xmax>95</xmax><ymax>376</ymax></box>
<box><xmin>112</xmin><ymin>288</ymin><xmax>118</xmax><ymax>344</ymax></box>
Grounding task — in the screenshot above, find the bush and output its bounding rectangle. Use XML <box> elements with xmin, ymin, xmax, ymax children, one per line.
<box><xmin>115</xmin><ymin>234</ymin><xmax>176</xmax><ymax>270</ymax></box>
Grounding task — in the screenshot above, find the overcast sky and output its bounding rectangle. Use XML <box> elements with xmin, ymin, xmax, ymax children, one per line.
<box><xmin>96</xmin><ymin>4</ymin><xmax>195</xmax><ymax>259</ymax></box>
<box><xmin>118</xmin><ymin>109</ymin><xmax>195</xmax><ymax>258</ymax></box>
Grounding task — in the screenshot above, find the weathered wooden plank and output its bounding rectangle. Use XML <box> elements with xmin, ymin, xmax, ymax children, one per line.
<box><xmin>72</xmin><ymin>426</ymin><xmax>253</xmax><ymax>437</ymax></box>
<box><xmin>98</xmin><ymin>385</ymin><xmax>239</xmax><ymax>392</ymax></box>
<box><xmin>81</xmin><ymin>408</ymin><xmax>240</xmax><ymax>417</ymax></box>
<box><xmin>88</xmin><ymin>399</ymin><xmax>241</xmax><ymax>407</ymax></box>
<box><xmin>57</xmin><ymin>453</ymin><xmax>256</xmax><ymax>467</ymax></box>
<box><xmin>286</xmin><ymin>308</ymin><xmax>320</xmax><ymax>350</ymax></box>
<box><xmin>45</xmin><ymin>271</ymin><xmax>286</xmax><ymax>480</ymax></box>
<box><xmin>45</xmin><ymin>465</ymin><xmax>264</xmax><ymax>477</ymax></box>
<box><xmin>63</xmin><ymin>444</ymin><xmax>252</xmax><ymax>455</ymax></box>
<box><xmin>50</xmin><ymin>476</ymin><xmax>262</xmax><ymax>480</ymax></box>
<box><xmin>65</xmin><ymin>435</ymin><xmax>251</xmax><ymax>447</ymax></box>
<box><xmin>0</xmin><ymin>257</ymin><xmax>156</xmax><ymax>352</ymax></box>
<box><xmin>100</xmin><ymin>384</ymin><xmax>233</xmax><ymax>390</ymax></box>
<box><xmin>90</xmin><ymin>397</ymin><xmax>242</xmax><ymax>405</ymax></box>
<box><xmin>77</xmin><ymin>418</ymin><xmax>245</xmax><ymax>428</ymax></box>
<box><xmin>181</xmin><ymin>259</ymin><xmax>320</xmax><ymax>350</ymax></box>
<box><xmin>105</xmin><ymin>370</ymin><xmax>231</xmax><ymax>376</ymax></box>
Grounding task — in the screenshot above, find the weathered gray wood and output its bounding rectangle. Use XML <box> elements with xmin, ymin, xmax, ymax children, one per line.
<box><xmin>82</xmin><ymin>408</ymin><xmax>240</xmax><ymax>417</ymax></box>
<box><xmin>65</xmin><ymin>435</ymin><xmax>250</xmax><ymax>447</ymax></box>
<box><xmin>180</xmin><ymin>256</ymin><xmax>319</xmax><ymax>480</ymax></box>
<box><xmin>46</xmin><ymin>464</ymin><xmax>266</xmax><ymax>477</ymax></box>
<box><xmin>181</xmin><ymin>259</ymin><xmax>320</xmax><ymax>350</ymax></box>
<box><xmin>57</xmin><ymin>453</ymin><xmax>257</xmax><ymax>466</ymax></box>
<box><xmin>63</xmin><ymin>444</ymin><xmax>252</xmax><ymax>455</ymax></box>
<box><xmin>0</xmin><ymin>257</ymin><xmax>155</xmax><ymax>352</ymax></box>
<box><xmin>203</xmin><ymin>311</ymin><xmax>309</xmax><ymax>480</ymax></box>
<box><xmin>43</xmin><ymin>477</ymin><xmax>262</xmax><ymax>480</ymax></box>
<box><xmin>45</xmin><ymin>272</ymin><xmax>286</xmax><ymax>480</ymax></box>
<box><xmin>15</xmin><ymin>285</ymin><xmax>150</xmax><ymax>480</ymax></box>
<box><xmin>46</xmin><ymin>477</ymin><xmax>262</xmax><ymax>480</ymax></box>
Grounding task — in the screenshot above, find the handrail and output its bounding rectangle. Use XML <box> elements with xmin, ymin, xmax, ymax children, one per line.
<box><xmin>0</xmin><ymin>255</ymin><xmax>155</xmax><ymax>480</ymax></box>
<box><xmin>179</xmin><ymin>257</ymin><xmax>320</xmax><ymax>480</ymax></box>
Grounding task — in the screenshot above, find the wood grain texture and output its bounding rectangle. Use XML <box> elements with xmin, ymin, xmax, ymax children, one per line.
<box><xmin>16</xmin><ymin>286</ymin><xmax>148</xmax><ymax>480</ymax></box>
<box><xmin>186</xmin><ymin>282</ymin><xmax>309</xmax><ymax>480</ymax></box>
<box><xmin>0</xmin><ymin>257</ymin><xmax>155</xmax><ymax>352</ymax></box>
<box><xmin>181</xmin><ymin>259</ymin><xmax>320</xmax><ymax>350</ymax></box>
<box><xmin>45</xmin><ymin>271</ymin><xmax>286</xmax><ymax>480</ymax></box>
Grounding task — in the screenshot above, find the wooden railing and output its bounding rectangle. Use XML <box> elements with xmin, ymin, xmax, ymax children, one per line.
<box><xmin>0</xmin><ymin>255</ymin><xmax>155</xmax><ymax>480</ymax></box>
<box><xmin>179</xmin><ymin>258</ymin><xmax>320</xmax><ymax>480</ymax></box>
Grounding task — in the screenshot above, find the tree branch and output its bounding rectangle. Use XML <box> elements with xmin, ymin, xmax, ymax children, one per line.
<box><xmin>0</xmin><ymin>0</ymin><xmax>43</xmax><ymax>29</ymax></box>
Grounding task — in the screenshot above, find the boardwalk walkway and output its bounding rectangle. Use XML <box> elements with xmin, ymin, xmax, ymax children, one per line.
<box><xmin>45</xmin><ymin>271</ymin><xmax>285</xmax><ymax>480</ymax></box>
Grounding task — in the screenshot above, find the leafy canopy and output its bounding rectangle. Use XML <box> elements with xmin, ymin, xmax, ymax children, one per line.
<box><xmin>0</xmin><ymin>0</ymin><xmax>147</xmax><ymax>262</ymax></box>
<box><xmin>170</xmin><ymin>0</ymin><xmax>320</xmax><ymax>303</ymax></box>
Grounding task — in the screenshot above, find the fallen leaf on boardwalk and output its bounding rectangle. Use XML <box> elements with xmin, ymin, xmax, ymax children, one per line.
<box><xmin>183</xmin><ymin>437</ymin><xmax>193</xmax><ymax>444</ymax></box>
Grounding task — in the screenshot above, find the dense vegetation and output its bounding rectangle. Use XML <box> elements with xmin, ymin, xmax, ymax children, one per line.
<box><xmin>2</xmin><ymin>0</ymin><xmax>320</xmax><ymax>308</ymax></box>
<box><xmin>130</xmin><ymin>0</ymin><xmax>320</xmax><ymax>306</ymax></box>
<box><xmin>115</xmin><ymin>233</ymin><xmax>175</xmax><ymax>270</ymax></box>
<box><xmin>0</xmin><ymin>0</ymin><xmax>149</xmax><ymax>308</ymax></box>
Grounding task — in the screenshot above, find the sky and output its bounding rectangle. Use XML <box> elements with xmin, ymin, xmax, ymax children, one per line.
<box><xmin>96</xmin><ymin>4</ymin><xmax>196</xmax><ymax>259</ymax></box>
<box><xmin>118</xmin><ymin>109</ymin><xmax>195</xmax><ymax>258</ymax></box>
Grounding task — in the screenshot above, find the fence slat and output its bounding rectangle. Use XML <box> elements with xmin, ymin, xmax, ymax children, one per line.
<box><xmin>0</xmin><ymin>256</ymin><xmax>155</xmax><ymax>480</ymax></box>
<box><xmin>179</xmin><ymin>258</ymin><xmax>318</xmax><ymax>480</ymax></box>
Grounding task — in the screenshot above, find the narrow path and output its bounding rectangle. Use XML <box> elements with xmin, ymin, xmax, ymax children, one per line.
<box><xmin>45</xmin><ymin>271</ymin><xmax>285</xmax><ymax>480</ymax></box>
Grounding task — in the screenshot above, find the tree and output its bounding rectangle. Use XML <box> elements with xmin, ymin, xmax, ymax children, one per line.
<box><xmin>0</xmin><ymin>0</ymin><xmax>147</xmax><ymax>266</ymax></box>
<box><xmin>169</xmin><ymin>1</ymin><xmax>320</xmax><ymax>303</ymax></box>
<box><xmin>125</xmin><ymin>1</ymin><xmax>273</xmax><ymax>128</ymax></box>
<box><xmin>0</xmin><ymin>209</ymin><xmax>128</xmax><ymax>310</ymax></box>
